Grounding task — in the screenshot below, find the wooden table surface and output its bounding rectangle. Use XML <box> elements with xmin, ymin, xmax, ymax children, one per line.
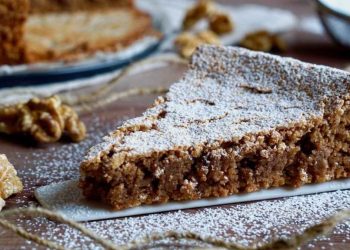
<box><xmin>1</xmin><ymin>0</ymin><xmax>350</xmax><ymax>249</ymax></box>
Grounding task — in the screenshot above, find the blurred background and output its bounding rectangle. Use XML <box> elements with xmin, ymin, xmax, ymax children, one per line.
<box><xmin>1</xmin><ymin>0</ymin><xmax>350</xmax><ymax>88</ymax></box>
<box><xmin>1</xmin><ymin>0</ymin><xmax>350</xmax><ymax>144</ymax></box>
<box><xmin>221</xmin><ymin>0</ymin><xmax>350</xmax><ymax>68</ymax></box>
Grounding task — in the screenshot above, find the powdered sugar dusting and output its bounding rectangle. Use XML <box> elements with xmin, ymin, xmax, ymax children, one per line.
<box><xmin>6</xmin><ymin>46</ymin><xmax>350</xmax><ymax>249</ymax></box>
<box><xmin>86</xmin><ymin>45</ymin><xmax>350</xmax><ymax>159</ymax></box>
<box><xmin>2</xmin><ymin>105</ymin><xmax>350</xmax><ymax>249</ymax></box>
<box><xmin>14</xmin><ymin>190</ymin><xmax>350</xmax><ymax>249</ymax></box>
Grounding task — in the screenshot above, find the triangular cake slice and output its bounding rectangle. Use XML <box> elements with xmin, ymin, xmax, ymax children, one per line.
<box><xmin>80</xmin><ymin>45</ymin><xmax>350</xmax><ymax>210</ymax></box>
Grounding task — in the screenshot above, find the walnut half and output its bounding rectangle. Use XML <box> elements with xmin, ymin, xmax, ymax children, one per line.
<box><xmin>0</xmin><ymin>96</ymin><xmax>86</xmax><ymax>143</ymax></box>
<box><xmin>209</xmin><ymin>12</ymin><xmax>234</xmax><ymax>35</ymax></box>
<box><xmin>175</xmin><ymin>30</ymin><xmax>221</xmax><ymax>59</ymax></box>
<box><xmin>182</xmin><ymin>0</ymin><xmax>215</xmax><ymax>30</ymax></box>
<box><xmin>239</xmin><ymin>30</ymin><xmax>287</xmax><ymax>52</ymax></box>
<box><xmin>182</xmin><ymin>0</ymin><xmax>233</xmax><ymax>35</ymax></box>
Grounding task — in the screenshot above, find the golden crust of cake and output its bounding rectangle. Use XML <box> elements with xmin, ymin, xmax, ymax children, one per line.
<box><xmin>0</xmin><ymin>154</ymin><xmax>23</xmax><ymax>201</ymax></box>
<box><xmin>24</xmin><ymin>8</ymin><xmax>157</xmax><ymax>63</ymax></box>
<box><xmin>80</xmin><ymin>46</ymin><xmax>350</xmax><ymax>210</ymax></box>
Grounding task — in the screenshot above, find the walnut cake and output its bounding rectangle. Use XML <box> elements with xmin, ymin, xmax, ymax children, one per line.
<box><xmin>0</xmin><ymin>0</ymin><xmax>29</xmax><ymax>64</ymax></box>
<box><xmin>80</xmin><ymin>45</ymin><xmax>350</xmax><ymax>210</ymax></box>
<box><xmin>0</xmin><ymin>0</ymin><xmax>157</xmax><ymax>64</ymax></box>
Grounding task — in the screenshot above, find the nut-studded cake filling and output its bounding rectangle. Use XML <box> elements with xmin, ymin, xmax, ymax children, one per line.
<box><xmin>80</xmin><ymin>46</ymin><xmax>350</xmax><ymax>210</ymax></box>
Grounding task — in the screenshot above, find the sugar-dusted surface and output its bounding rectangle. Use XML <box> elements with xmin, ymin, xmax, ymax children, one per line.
<box><xmin>13</xmin><ymin>189</ymin><xmax>350</xmax><ymax>249</ymax></box>
<box><xmin>86</xmin><ymin>45</ymin><xmax>350</xmax><ymax>160</ymax></box>
<box><xmin>0</xmin><ymin>107</ymin><xmax>349</xmax><ymax>249</ymax></box>
<box><xmin>1</xmin><ymin>52</ymin><xmax>349</xmax><ymax>250</ymax></box>
<box><xmin>2</xmin><ymin>97</ymin><xmax>350</xmax><ymax>250</ymax></box>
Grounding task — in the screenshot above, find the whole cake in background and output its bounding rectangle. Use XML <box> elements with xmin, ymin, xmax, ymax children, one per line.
<box><xmin>0</xmin><ymin>0</ymin><xmax>158</xmax><ymax>65</ymax></box>
<box><xmin>0</xmin><ymin>0</ymin><xmax>29</xmax><ymax>65</ymax></box>
<box><xmin>80</xmin><ymin>45</ymin><xmax>350</xmax><ymax>210</ymax></box>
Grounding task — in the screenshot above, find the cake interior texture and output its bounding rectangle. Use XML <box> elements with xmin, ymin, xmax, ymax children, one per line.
<box><xmin>80</xmin><ymin>45</ymin><xmax>350</xmax><ymax>210</ymax></box>
<box><xmin>24</xmin><ymin>8</ymin><xmax>154</xmax><ymax>62</ymax></box>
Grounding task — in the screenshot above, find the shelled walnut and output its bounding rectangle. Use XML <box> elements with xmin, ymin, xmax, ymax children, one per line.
<box><xmin>175</xmin><ymin>32</ymin><xmax>202</xmax><ymax>59</ymax></box>
<box><xmin>182</xmin><ymin>0</ymin><xmax>214</xmax><ymax>30</ymax></box>
<box><xmin>0</xmin><ymin>96</ymin><xmax>86</xmax><ymax>143</ymax></box>
<box><xmin>239</xmin><ymin>30</ymin><xmax>287</xmax><ymax>52</ymax></box>
<box><xmin>197</xmin><ymin>30</ymin><xmax>221</xmax><ymax>44</ymax></box>
<box><xmin>182</xmin><ymin>0</ymin><xmax>233</xmax><ymax>35</ymax></box>
<box><xmin>175</xmin><ymin>30</ymin><xmax>220</xmax><ymax>58</ymax></box>
<box><xmin>209</xmin><ymin>12</ymin><xmax>234</xmax><ymax>35</ymax></box>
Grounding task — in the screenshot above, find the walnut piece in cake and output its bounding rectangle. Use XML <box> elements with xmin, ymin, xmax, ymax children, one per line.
<box><xmin>0</xmin><ymin>154</ymin><xmax>23</xmax><ymax>210</ymax></box>
<box><xmin>0</xmin><ymin>96</ymin><xmax>86</xmax><ymax>143</ymax></box>
<box><xmin>80</xmin><ymin>45</ymin><xmax>350</xmax><ymax>210</ymax></box>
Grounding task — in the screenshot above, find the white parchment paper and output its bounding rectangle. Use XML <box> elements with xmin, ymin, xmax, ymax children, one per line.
<box><xmin>35</xmin><ymin>179</ymin><xmax>350</xmax><ymax>222</ymax></box>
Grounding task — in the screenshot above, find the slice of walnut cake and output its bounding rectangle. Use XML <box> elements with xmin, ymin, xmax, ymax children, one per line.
<box><xmin>80</xmin><ymin>45</ymin><xmax>350</xmax><ymax>210</ymax></box>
